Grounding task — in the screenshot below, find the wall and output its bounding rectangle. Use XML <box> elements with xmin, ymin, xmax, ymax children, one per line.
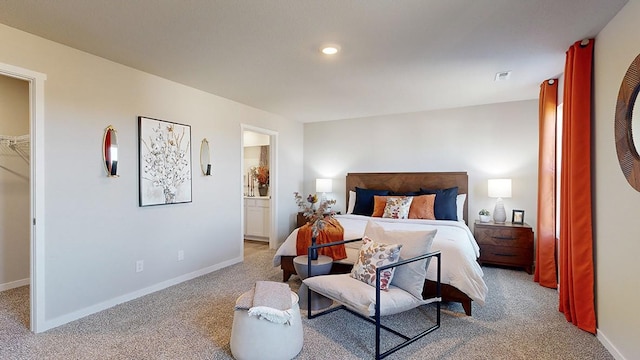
<box><xmin>0</xmin><ymin>74</ymin><xmax>29</xmax><ymax>289</ymax></box>
<box><xmin>303</xmin><ymin>100</ymin><xmax>539</xmax><ymax>233</ymax></box>
<box><xmin>0</xmin><ymin>23</ymin><xmax>303</xmax><ymax>330</ymax></box>
<box><xmin>593</xmin><ymin>1</ymin><xmax>640</xmax><ymax>358</ymax></box>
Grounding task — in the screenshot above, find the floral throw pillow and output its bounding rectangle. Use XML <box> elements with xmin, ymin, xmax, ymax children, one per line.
<box><xmin>382</xmin><ymin>196</ymin><xmax>413</xmax><ymax>219</ymax></box>
<box><xmin>350</xmin><ymin>236</ymin><xmax>402</xmax><ymax>290</ymax></box>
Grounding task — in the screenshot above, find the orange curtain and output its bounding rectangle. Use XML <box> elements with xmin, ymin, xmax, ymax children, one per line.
<box><xmin>558</xmin><ymin>39</ymin><xmax>596</xmax><ymax>334</ymax></box>
<box><xmin>535</xmin><ymin>79</ymin><xmax>558</xmax><ymax>289</ymax></box>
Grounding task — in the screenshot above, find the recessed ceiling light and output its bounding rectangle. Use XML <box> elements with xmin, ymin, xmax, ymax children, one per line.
<box><xmin>321</xmin><ymin>45</ymin><xmax>340</xmax><ymax>55</ymax></box>
<box><xmin>495</xmin><ymin>71</ymin><xmax>512</xmax><ymax>81</ymax></box>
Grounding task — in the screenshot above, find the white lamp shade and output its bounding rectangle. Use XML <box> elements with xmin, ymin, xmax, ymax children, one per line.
<box><xmin>488</xmin><ymin>179</ymin><xmax>512</xmax><ymax>198</ymax></box>
<box><xmin>315</xmin><ymin>178</ymin><xmax>333</xmax><ymax>193</ymax></box>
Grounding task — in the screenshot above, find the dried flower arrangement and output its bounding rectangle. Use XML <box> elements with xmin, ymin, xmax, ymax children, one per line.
<box><xmin>252</xmin><ymin>166</ymin><xmax>269</xmax><ymax>185</ymax></box>
<box><xmin>294</xmin><ymin>192</ymin><xmax>336</xmax><ymax>238</ymax></box>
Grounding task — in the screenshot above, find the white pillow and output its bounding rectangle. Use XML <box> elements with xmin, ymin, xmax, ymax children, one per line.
<box><xmin>303</xmin><ymin>274</ymin><xmax>436</xmax><ymax>317</ymax></box>
<box><xmin>364</xmin><ymin>221</ymin><xmax>437</xmax><ymax>299</ymax></box>
<box><xmin>456</xmin><ymin>194</ymin><xmax>467</xmax><ymax>222</ymax></box>
<box><xmin>347</xmin><ymin>190</ymin><xmax>356</xmax><ymax>214</ymax></box>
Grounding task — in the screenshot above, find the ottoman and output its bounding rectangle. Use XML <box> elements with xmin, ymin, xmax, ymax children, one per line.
<box><xmin>230</xmin><ymin>291</ymin><xmax>303</xmax><ymax>360</ymax></box>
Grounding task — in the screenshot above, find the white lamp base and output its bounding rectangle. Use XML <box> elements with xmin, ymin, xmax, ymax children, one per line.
<box><xmin>493</xmin><ymin>198</ymin><xmax>507</xmax><ymax>223</ymax></box>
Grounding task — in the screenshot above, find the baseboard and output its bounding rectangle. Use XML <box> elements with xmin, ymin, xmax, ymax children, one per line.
<box><xmin>597</xmin><ymin>328</ymin><xmax>627</xmax><ymax>360</ymax></box>
<box><xmin>40</xmin><ymin>256</ymin><xmax>243</xmax><ymax>332</ymax></box>
<box><xmin>0</xmin><ymin>278</ymin><xmax>30</xmax><ymax>292</ymax></box>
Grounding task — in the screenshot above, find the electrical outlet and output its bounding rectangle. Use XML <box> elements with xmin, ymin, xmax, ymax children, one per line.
<box><xmin>136</xmin><ymin>260</ymin><xmax>144</xmax><ymax>273</ymax></box>
<box><xmin>178</xmin><ymin>250</ymin><xmax>184</xmax><ymax>261</ymax></box>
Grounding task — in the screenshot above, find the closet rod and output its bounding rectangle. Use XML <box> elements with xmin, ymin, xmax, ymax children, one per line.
<box><xmin>0</xmin><ymin>163</ymin><xmax>28</xmax><ymax>180</ymax></box>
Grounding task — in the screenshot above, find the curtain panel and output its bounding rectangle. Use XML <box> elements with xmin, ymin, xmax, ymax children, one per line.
<box><xmin>535</xmin><ymin>80</ymin><xmax>558</xmax><ymax>289</ymax></box>
<box><xmin>558</xmin><ymin>39</ymin><xmax>596</xmax><ymax>334</ymax></box>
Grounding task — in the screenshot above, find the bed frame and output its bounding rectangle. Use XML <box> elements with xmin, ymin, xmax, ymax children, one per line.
<box><xmin>281</xmin><ymin>171</ymin><xmax>474</xmax><ymax>316</ymax></box>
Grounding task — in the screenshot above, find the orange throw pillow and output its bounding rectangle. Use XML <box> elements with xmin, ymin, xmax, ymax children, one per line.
<box><xmin>371</xmin><ymin>195</ymin><xmax>388</xmax><ymax>217</ymax></box>
<box><xmin>408</xmin><ymin>194</ymin><xmax>436</xmax><ymax>220</ymax></box>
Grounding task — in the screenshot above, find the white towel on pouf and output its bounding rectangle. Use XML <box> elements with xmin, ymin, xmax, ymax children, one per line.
<box><xmin>235</xmin><ymin>281</ymin><xmax>294</xmax><ymax>325</ymax></box>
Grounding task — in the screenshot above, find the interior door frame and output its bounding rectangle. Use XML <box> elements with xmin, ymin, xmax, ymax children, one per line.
<box><xmin>0</xmin><ymin>62</ymin><xmax>46</xmax><ymax>333</ymax></box>
<box><xmin>241</xmin><ymin>124</ymin><xmax>278</xmax><ymax>249</ymax></box>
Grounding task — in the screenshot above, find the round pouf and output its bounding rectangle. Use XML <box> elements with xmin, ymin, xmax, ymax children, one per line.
<box><xmin>230</xmin><ymin>291</ymin><xmax>303</xmax><ymax>360</ymax></box>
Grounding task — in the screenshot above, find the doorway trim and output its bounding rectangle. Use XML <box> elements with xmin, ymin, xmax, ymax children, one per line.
<box><xmin>0</xmin><ymin>61</ymin><xmax>46</xmax><ymax>333</ymax></box>
<box><xmin>241</xmin><ymin>124</ymin><xmax>278</xmax><ymax>249</ymax></box>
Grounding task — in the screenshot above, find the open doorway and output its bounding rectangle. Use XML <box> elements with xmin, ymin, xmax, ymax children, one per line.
<box><xmin>0</xmin><ymin>62</ymin><xmax>46</xmax><ymax>333</ymax></box>
<box><xmin>241</xmin><ymin>126</ymin><xmax>277</xmax><ymax>249</ymax></box>
<box><xmin>0</xmin><ymin>75</ymin><xmax>30</xmax><ymax>300</ymax></box>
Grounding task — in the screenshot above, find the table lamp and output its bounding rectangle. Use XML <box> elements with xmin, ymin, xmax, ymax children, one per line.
<box><xmin>316</xmin><ymin>178</ymin><xmax>332</xmax><ymax>203</ymax></box>
<box><xmin>488</xmin><ymin>178</ymin><xmax>512</xmax><ymax>223</ymax></box>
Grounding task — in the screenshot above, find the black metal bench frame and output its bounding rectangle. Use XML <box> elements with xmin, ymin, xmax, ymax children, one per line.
<box><xmin>306</xmin><ymin>238</ymin><xmax>441</xmax><ymax>360</ymax></box>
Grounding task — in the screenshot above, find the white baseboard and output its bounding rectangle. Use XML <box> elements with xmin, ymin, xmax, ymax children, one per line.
<box><xmin>40</xmin><ymin>256</ymin><xmax>243</xmax><ymax>332</ymax></box>
<box><xmin>597</xmin><ymin>328</ymin><xmax>627</xmax><ymax>360</ymax></box>
<box><xmin>0</xmin><ymin>278</ymin><xmax>30</xmax><ymax>292</ymax></box>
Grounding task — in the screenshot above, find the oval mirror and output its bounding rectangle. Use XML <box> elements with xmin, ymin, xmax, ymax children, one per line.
<box><xmin>103</xmin><ymin>125</ymin><xmax>118</xmax><ymax>177</ymax></box>
<box><xmin>615</xmin><ymin>53</ymin><xmax>640</xmax><ymax>191</ymax></box>
<box><xmin>200</xmin><ymin>138</ymin><xmax>211</xmax><ymax>175</ymax></box>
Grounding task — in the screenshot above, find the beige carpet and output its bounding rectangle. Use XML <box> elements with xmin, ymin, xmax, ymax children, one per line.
<box><xmin>0</xmin><ymin>241</ymin><xmax>613</xmax><ymax>359</ymax></box>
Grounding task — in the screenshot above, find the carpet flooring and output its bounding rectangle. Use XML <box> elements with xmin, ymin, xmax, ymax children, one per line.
<box><xmin>0</xmin><ymin>241</ymin><xmax>613</xmax><ymax>359</ymax></box>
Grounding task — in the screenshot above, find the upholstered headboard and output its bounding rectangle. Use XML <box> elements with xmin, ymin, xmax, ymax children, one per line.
<box><xmin>345</xmin><ymin>172</ymin><xmax>469</xmax><ymax>223</ymax></box>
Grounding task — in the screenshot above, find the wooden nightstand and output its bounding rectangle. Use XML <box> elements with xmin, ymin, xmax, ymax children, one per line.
<box><xmin>474</xmin><ymin>220</ymin><xmax>534</xmax><ymax>274</ymax></box>
<box><xmin>296</xmin><ymin>211</ymin><xmax>341</xmax><ymax>228</ymax></box>
<box><xmin>296</xmin><ymin>212</ymin><xmax>308</xmax><ymax>228</ymax></box>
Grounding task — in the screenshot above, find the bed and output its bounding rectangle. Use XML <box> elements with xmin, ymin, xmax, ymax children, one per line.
<box><xmin>273</xmin><ymin>172</ymin><xmax>487</xmax><ymax>316</ymax></box>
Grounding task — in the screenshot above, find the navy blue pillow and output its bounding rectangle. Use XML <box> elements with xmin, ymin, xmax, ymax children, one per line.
<box><xmin>352</xmin><ymin>187</ymin><xmax>390</xmax><ymax>216</ymax></box>
<box><xmin>389</xmin><ymin>191</ymin><xmax>421</xmax><ymax>196</ymax></box>
<box><xmin>420</xmin><ymin>186</ymin><xmax>459</xmax><ymax>220</ymax></box>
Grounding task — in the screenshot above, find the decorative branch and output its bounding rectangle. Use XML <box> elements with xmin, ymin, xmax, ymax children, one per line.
<box><xmin>294</xmin><ymin>192</ymin><xmax>336</xmax><ymax>237</ymax></box>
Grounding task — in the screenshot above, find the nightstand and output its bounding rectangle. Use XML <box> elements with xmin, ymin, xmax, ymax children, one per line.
<box><xmin>296</xmin><ymin>211</ymin><xmax>341</xmax><ymax>228</ymax></box>
<box><xmin>296</xmin><ymin>212</ymin><xmax>309</xmax><ymax>228</ymax></box>
<box><xmin>474</xmin><ymin>220</ymin><xmax>534</xmax><ymax>274</ymax></box>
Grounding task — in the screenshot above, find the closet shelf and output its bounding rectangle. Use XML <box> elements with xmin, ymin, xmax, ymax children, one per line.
<box><xmin>0</xmin><ymin>134</ymin><xmax>30</xmax><ymax>164</ymax></box>
<box><xmin>0</xmin><ymin>134</ymin><xmax>30</xmax><ymax>180</ymax></box>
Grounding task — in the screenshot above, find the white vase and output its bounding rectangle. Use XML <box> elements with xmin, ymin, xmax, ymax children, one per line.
<box><xmin>479</xmin><ymin>215</ymin><xmax>491</xmax><ymax>223</ymax></box>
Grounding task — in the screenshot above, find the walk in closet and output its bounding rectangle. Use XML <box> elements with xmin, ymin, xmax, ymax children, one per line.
<box><xmin>0</xmin><ymin>74</ymin><xmax>30</xmax><ymax>292</ymax></box>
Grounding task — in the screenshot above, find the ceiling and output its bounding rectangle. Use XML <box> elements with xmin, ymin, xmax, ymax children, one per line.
<box><xmin>0</xmin><ymin>0</ymin><xmax>628</xmax><ymax>123</ymax></box>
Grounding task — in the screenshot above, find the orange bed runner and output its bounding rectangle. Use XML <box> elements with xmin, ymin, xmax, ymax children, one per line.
<box><xmin>296</xmin><ymin>218</ymin><xmax>347</xmax><ymax>261</ymax></box>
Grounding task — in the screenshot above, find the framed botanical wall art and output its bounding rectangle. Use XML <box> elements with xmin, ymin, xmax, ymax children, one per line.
<box><xmin>138</xmin><ymin>116</ymin><xmax>192</xmax><ymax>206</ymax></box>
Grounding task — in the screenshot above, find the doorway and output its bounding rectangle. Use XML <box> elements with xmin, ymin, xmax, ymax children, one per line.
<box><xmin>241</xmin><ymin>126</ymin><xmax>277</xmax><ymax>249</ymax></box>
<box><xmin>0</xmin><ymin>74</ymin><xmax>30</xmax><ymax>298</ymax></box>
<box><xmin>0</xmin><ymin>62</ymin><xmax>46</xmax><ymax>333</ymax></box>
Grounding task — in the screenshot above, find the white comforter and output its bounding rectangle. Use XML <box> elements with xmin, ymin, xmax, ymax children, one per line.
<box><xmin>273</xmin><ymin>214</ymin><xmax>488</xmax><ymax>305</ymax></box>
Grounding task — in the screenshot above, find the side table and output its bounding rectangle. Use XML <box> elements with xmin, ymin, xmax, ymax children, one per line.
<box><xmin>293</xmin><ymin>255</ymin><xmax>333</xmax><ymax>310</ymax></box>
<box><xmin>474</xmin><ymin>220</ymin><xmax>534</xmax><ymax>274</ymax></box>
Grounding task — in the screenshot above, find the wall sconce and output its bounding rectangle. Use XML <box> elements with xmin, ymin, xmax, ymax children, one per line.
<box><xmin>488</xmin><ymin>178</ymin><xmax>512</xmax><ymax>223</ymax></box>
<box><xmin>200</xmin><ymin>138</ymin><xmax>211</xmax><ymax>176</ymax></box>
<box><xmin>103</xmin><ymin>125</ymin><xmax>119</xmax><ymax>177</ymax></box>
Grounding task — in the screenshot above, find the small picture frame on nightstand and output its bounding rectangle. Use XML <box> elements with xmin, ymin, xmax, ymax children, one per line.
<box><xmin>512</xmin><ymin>209</ymin><xmax>525</xmax><ymax>224</ymax></box>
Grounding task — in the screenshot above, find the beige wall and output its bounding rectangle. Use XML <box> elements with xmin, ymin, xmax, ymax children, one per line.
<box><xmin>303</xmin><ymin>99</ymin><xmax>540</xmax><ymax>234</ymax></box>
<box><xmin>593</xmin><ymin>1</ymin><xmax>640</xmax><ymax>358</ymax></box>
<box><xmin>0</xmin><ymin>74</ymin><xmax>30</xmax><ymax>289</ymax></box>
<box><xmin>0</xmin><ymin>75</ymin><xmax>29</xmax><ymax>134</ymax></box>
<box><xmin>0</xmin><ymin>23</ymin><xmax>303</xmax><ymax>330</ymax></box>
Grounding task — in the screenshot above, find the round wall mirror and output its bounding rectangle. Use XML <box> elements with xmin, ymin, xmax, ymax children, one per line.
<box><xmin>200</xmin><ymin>138</ymin><xmax>211</xmax><ymax>175</ymax></box>
<box><xmin>103</xmin><ymin>125</ymin><xmax>118</xmax><ymax>177</ymax></box>
<box><xmin>615</xmin><ymin>53</ymin><xmax>640</xmax><ymax>191</ymax></box>
<box><xmin>633</xmin><ymin>95</ymin><xmax>640</xmax><ymax>155</ymax></box>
